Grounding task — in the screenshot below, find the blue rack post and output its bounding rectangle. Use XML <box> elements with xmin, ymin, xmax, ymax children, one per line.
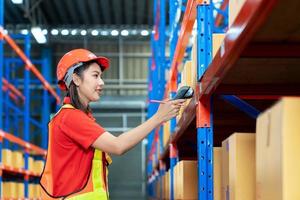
<box><xmin>23</xmin><ymin>33</ymin><xmax>31</xmax><ymax>198</ymax></box>
<box><xmin>169</xmin><ymin>0</ymin><xmax>180</xmax><ymax>134</ymax></box>
<box><xmin>196</xmin><ymin>2</ymin><xmax>214</xmax><ymax>200</ymax></box>
<box><xmin>169</xmin><ymin>0</ymin><xmax>180</xmax><ymax>63</ymax></box>
<box><xmin>4</xmin><ymin>60</ymin><xmax>10</xmax><ymax>136</ymax></box>
<box><xmin>0</xmin><ymin>0</ymin><xmax>3</xmax><ymax>195</ymax></box>
<box><xmin>42</xmin><ymin>49</ymin><xmax>51</xmax><ymax>149</ymax></box>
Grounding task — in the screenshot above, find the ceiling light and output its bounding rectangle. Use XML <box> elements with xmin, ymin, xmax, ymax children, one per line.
<box><xmin>11</xmin><ymin>0</ymin><xmax>23</xmax><ymax>4</ymax></box>
<box><xmin>61</xmin><ymin>29</ymin><xmax>69</xmax><ymax>35</ymax></box>
<box><xmin>141</xmin><ymin>30</ymin><xmax>149</xmax><ymax>36</ymax></box>
<box><xmin>121</xmin><ymin>30</ymin><xmax>129</xmax><ymax>36</ymax></box>
<box><xmin>131</xmin><ymin>30</ymin><xmax>138</xmax><ymax>35</ymax></box>
<box><xmin>51</xmin><ymin>29</ymin><xmax>59</xmax><ymax>35</ymax></box>
<box><xmin>31</xmin><ymin>27</ymin><xmax>47</xmax><ymax>44</ymax></box>
<box><xmin>111</xmin><ymin>30</ymin><xmax>119</xmax><ymax>36</ymax></box>
<box><xmin>91</xmin><ymin>30</ymin><xmax>99</xmax><ymax>36</ymax></box>
<box><xmin>101</xmin><ymin>30</ymin><xmax>109</xmax><ymax>36</ymax></box>
<box><xmin>42</xmin><ymin>29</ymin><xmax>48</xmax><ymax>35</ymax></box>
<box><xmin>80</xmin><ymin>30</ymin><xmax>87</xmax><ymax>36</ymax></box>
<box><xmin>21</xmin><ymin>29</ymin><xmax>28</xmax><ymax>35</ymax></box>
<box><xmin>71</xmin><ymin>29</ymin><xmax>77</xmax><ymax>35</ymax></box>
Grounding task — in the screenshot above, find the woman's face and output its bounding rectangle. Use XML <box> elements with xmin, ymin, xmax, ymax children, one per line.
<box><xmin>76</xmin><ymin>62</ymin><xmax>104</xmax><ymax>105</ymax></box>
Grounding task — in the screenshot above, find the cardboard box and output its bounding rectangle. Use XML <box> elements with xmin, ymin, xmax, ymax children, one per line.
<box><xmin>174</xmin><ymin>160</ymin><xmax>198</xmax><ymax>199</ymax></box>
<box><xmin>229</xmin><ymin>0</ymin><xmax>247</xmax><ymax>27</ymax></box>
<box><xmin>183</xmin><ymin>61</ymin><xmax>192</xmax><ymax>87</ymax></box>
<box><xmin>156</xmin><ymin>178</ymin><xmax>162</xmax><ymax>199</ymax></box>
<box><xmin>29</xmin><ymin>184</ymin><xmax>35</xmax><ymax>198</ymax></box>
<box><xmin>174</xmin><ymin>164</ymin><xmax>180</xmax><ymax>199</ymax></box>
<box><xmin>2</xmin><ymin>182</ymin><xmax>17</xmax><ymax>198</ymax></box>
<box><xmin>221</xmin><ymin>133</ymin><xmax>255</xmax><ymax>200</ymax></box>
<box><xmin>34</xmin><ymin>160</ymin><xmax>45</xmax><ymax>175</ymax></box>
<box><xmin>2</xmin><ymin>182</ymin><xmax>8</xmax><ymax>198</ymax></box>
<box><xmin>256</xmin><ymin>98</ymin><xmax>300</xmax><ymax>200</ymax></box>
<box><xmin>212</xmin><ymin>34</ymin><xmax>225</xmax><ymax>58</ymax></box>
<box><xmin>191</xmin><ymin>35</ymin><xmax>198</xmax><ymax>89</ymax></box>
<box><xmin>28</xmin><ymin>156</ymin><xmax>34</xmax><ymax>171</ymax></box>
<box><xmin>214</xmin><ymin>147</ymin><xmax>222</xmax><ymax>200</ymax></box>
<box><xmin>164</xmin><ymin>170</ymin><xmax>170</xmax><ymax>200</ymax></box>
<box><xmin>163</xmin><ymin>121</ymin><xmax>170</xmax><ymax>147</ymax></box>
<box><xmin>162</xmin><ymin>173</ymin><xmax>166</xmax><ymax>199</ymax></box>
<box><xmin>2</xmin><ymin>149</ymin><xmax>12</xmax><ymax>166</ymax></box>
<box><xmin>181</xmin><ymin>67</ymin><xmax>186</xmax><ymax>87</ymax></box>
<box><xmin>35</xmin><ymin>184</ymin><xmax>42</xmax><ymax>198</ymax></box>
<box><xmin>12</xmin><ymin>151</ymin><xmax>23</xmax><ymax>168</ymax></box>
<box><xmin>17</xmin><ymin>182</ymin><xmax>24</xmax><ymax>198</ymax></box>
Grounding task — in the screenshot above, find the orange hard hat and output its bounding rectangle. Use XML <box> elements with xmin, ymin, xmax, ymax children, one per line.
<box><xmin>57</xmin><ymin>49</ymin><xmax>109</xmax><ymax>90</ymax></box>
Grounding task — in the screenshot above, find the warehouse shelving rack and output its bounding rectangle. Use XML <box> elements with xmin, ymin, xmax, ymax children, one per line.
<box><xmin>147</xmin><ymin>0</ymin><xmax>300</xmax><ymax>199</ymax></box>
<box><xmin>0</xmin><ymin>0</ymin><xmax>61</xmax><ymax>198</ymax></box>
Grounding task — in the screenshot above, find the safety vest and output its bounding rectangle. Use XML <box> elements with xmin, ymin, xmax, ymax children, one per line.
<box><xmin>40</xmin><ymin>104</ymin><xmax>112</xmax><ymax>199</ymax></box>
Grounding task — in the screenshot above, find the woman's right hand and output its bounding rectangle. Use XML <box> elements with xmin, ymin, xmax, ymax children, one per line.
<box><xmin>154</xmin><ymin>99</ymin><xmax>187</xmax><ymax>123</ymax></box>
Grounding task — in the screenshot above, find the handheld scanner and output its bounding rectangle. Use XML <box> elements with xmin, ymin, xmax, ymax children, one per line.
<box><xmin>172</xmin><ymin>86</ymin><xmax>194</xmax><ymax>100</ymax></box>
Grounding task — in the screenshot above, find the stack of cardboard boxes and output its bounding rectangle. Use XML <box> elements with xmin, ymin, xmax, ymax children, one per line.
<box><xmin>256</xmin><ymin>98</ymin><xmax>300</xmax><ymax>200</ymax></box>
<box><xmin>1</xmin><ymin>150</ymin><xmax>44</xmax><ymax>198</ymax></box>
<box><xmin>220</xmin><ymin>98</ymin><xmax>300</xmax><ymax>200</ymax></box>
<box><xmin>157</xmin><ymin>98</ymin><xmax>300</xmax><ymax>200</ymax></box>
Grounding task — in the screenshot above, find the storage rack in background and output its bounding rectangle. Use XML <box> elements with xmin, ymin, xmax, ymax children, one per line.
<box><xmin>146</xmin><ymin>0</ymin><xmax>300</xmax><ymax>199</ymax></box>
<box><xmin>0</xmin><ymin>0</ymin><xmax>61</xmax><ymax>198</ymax></box>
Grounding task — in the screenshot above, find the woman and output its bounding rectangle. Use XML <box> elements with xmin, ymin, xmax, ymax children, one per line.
<box><xmin>40</xmin><ymin>49</ymin><xmax>185</xmax><ymax>199</ymax></box>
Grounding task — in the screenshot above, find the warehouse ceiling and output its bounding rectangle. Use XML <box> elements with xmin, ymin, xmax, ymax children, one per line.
<box><xmin>5</xmin><ymin>0</ymin><xmax>154</xmax><ymax>27</ymax></box>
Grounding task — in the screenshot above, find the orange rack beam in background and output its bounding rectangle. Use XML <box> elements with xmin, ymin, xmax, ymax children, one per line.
<box><xmin>1</xmin><ymin>164</ymin><xmax>41</xmax><ymax>177</ymax></box>
<box><xmin>2</xmin><ymin>84</ymin><xmax>18</xmax><ymax>102</ymax></box>
<box><xmin>0</xmin><ymin>27</ymin><xmax>61</xmax><ymax>104</ymax></box>
<box><xmin>0</xmin><ymin>130</ymin><xmax>46</xmax><ymax>156</ymax></box>
<box><xmin>2</xmin><ymin>78</ymin><xmax>25</xmax><ymax>101</ymax></box>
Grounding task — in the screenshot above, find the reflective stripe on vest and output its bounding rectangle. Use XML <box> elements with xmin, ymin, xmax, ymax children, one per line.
<box><xmin>40</xmin><ymin>104</ymin><xmax>112</xmax><ymax>200</ymax></box>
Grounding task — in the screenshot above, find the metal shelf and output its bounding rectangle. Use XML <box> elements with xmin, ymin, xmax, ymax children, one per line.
<box><xmin>147</xmin><ymin>0</ymin><xmax>300</xmax><ymax>199</ymax></box>
<box><xmin>0</xmin><ymin>0</ymin><xmax>60</xmax><ymax>198</ymax></box>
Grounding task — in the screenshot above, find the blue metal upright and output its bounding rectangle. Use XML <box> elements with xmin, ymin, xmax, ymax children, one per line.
<box><xmin>0</xmin><ymin>0</ymin><xmax>4</xmax><ymax>196</ymax></box>
<box><xmin>197</xmin><ymin>3</ymin><xmax>213</xmax><ymax>80</ymax></box>
<box><xmin>4</xmin><ymin>60</ymin><xmax>10</xmax><ymax>140</ymax></box>
<box><xmin>23</xmin><ymin>33</ymin><xmax>31</xmax><ymax>198</ymax></box>
<box><xmin>169</xmin><ymin>0</ymin><xmax>180</xmax><ymax>64</ymax></box>
<box><xmin>42</xmin><ymin>49</ymin><xmax>51</xmax><ymax>149</ymax></box>
<box><xmin>169</xmin><ymin>0</ymin><xmax>180</xmax><ymax>134</ymax></box>
<box><xmin>196</xmin><ymin>2</ymin><xmax>214</xmax><ymax>200</ymax></box>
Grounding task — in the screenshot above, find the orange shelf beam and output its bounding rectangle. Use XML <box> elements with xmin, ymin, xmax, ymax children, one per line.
<box><xmin>1</xmin><ymin>164</ymin><xmax>41</xmax><ymax>177</ymax></box>
<box><xmin>2</xmin><ymin>78</ymin><xmax>25</xmax><ymax>101</ymax></box>
<box><xmin>0</xmin><ymin>130</ymin><xmax>46</xmax><ymax>156</ymax></box>
<box><xmin>2</xmin><ymin>85</ymin><xmax>18</xmax><ymax>102</ymax></box>
<box><xmin>0</xmin><ymin>27</ymin><xmax>61</xmax><ymax>104</ymax></box>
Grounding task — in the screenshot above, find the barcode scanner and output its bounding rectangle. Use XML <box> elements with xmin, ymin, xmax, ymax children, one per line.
<box><xmin>149</xmin><ymin>86</ymin><xmax>194</xmax><ymax>104</ymax></box>
<box><xmin>172</xmin><ymin>86</ymin><xmax>194</xmax><ymax>100</ymax></box>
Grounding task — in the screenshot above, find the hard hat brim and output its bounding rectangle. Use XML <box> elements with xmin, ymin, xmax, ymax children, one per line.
<box><xmin>90</xmin><ymin>56</ymin><xmax>110</xmax><ymax>71</ymax></box>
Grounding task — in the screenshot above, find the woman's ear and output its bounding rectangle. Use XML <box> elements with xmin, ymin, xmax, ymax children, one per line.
<box><xmin>72</xmin><ymin>73</ymin><xmax>81</xmax><ymax>86</ymax></box>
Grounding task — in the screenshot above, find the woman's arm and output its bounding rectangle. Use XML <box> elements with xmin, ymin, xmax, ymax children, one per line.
<box><xmin>92</xmin><ymin>99</ymin><xmax>186</xmax><ymax>155</ymax></box>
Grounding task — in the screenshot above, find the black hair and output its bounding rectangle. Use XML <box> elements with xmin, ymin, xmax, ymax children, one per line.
<box><xmin>66</xmin><ymin>61</ymin><xmax>97</xmax><ymax>114</ymax></box>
